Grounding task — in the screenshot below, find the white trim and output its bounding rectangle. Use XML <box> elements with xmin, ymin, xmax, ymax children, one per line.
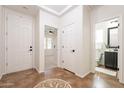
<box><xmin>4</xmin><ymin>7</ymin><xmax>7</xmax><ymax>74</ymax></box>
<box><xmin>32</xmin><ymin>16</ymin><xmax>35</xmax><ymax>69</ymax></box>
<box><xmin>36</xmin><ymin>67</ymin><xmax>44</xmax><ymax>73</ymax></box>
<box><xmin>59</xmin><ymin>5</ymin><xmax>73</xmax><ymax>15</ymax></box>
<box><xmin>0</xmin><ymin>74</ymin><xmax>3</xmax><ymax>80</ymax></box>
<box><xmin>35</xmin><ymin>66</ymin><xmax>40</xmax><ymax>73</ymax></box>
<box><xmin>38</xmin><ymin>6</ymin><xmax>59</xmax><ymax>16</ymax></box>
<box><xmin>57</xmin><ymin>27</ymin><xmax>61</xmax><ymax>68</ymax></box>
<box><xmin>76</xmin><ymin>71</ymin><xmax>91</xmax><ymax>78</ymax></box>
<box><xmin>33</xmin><ymin>66</ymin><xmax>43</xmax><ymax>74</ymax></box>
<box><xmin>38</xmin><ymin>5</ymin><xmax>73</xmax><ymax>16</ymax></box>
<box><xmin>118</xmin><ymin>15</ymin><xmax>123</xmax><ymax>83</ymax></box>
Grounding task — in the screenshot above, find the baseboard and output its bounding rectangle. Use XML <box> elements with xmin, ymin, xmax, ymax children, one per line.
<box><xmin>76</xmin><ymin>71</ymin><xmax>91</xmax><ymax>78</ymax></box>
<box><xmin>35</xmin><ymin>67</ymin><xmax>45</xmax><ymax>74</ymax></box>
<box><xmin>91</xmin><ymin>70</ymin><xmax>95</xmax><ymax>74</ymax></box>
<box><xmin>34</xmin><ymin>67</ymin><xmax>40</xmax><ymax>73</ymax></box>
<box><xmin>0</xmin><ymin>74</ymin><xmax>3</xmax><ymax>80</ymax></box>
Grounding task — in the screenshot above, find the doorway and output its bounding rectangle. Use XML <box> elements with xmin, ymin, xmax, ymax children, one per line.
<box><xmin>44</xmin><ymin>25</ymin><xmax>58</xmax><ymax>70</ymax></box>
<box><xmin>95</xmin><ymin>18</ymin><xmax>119</xmax><ymax>77</ymax></box>
<box><xmin>5</xmin><ymin>9</ymin><xmax>34</xmax><ymax>74</ymax></box>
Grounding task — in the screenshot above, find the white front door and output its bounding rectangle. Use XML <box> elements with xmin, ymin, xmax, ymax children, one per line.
<box><xmin>6</xmin><ymin>9</ymin><xmax>33</xmax><ymax>74</ymax></box>
<box><xmin>61</xmin><ymin>24</ymin><xmax>77</xmax><ymax>72</ymax></box>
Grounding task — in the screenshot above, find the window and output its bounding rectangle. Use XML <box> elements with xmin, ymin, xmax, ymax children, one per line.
<box><xmin>95</xmin><ymin>29</ymin><xmax>104</xmax><ymax>49</ymax></box>
<box><xmin>44</xmin><ymin>37</ymin><xmax>53</xmax><ymax>49</ymax></box>
<box><xmin>47</xmin><ymin>38</ymin><xmax>52</xmax><ymax>49</ymax></box>
<box><xmin>96</xmin><ymin>29</ymin><xmax>104</xmax><ymax>43</ymax></box>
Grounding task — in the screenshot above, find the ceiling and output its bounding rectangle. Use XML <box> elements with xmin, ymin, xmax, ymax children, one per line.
<box><xmin>45</xmin><ymin>5</ymin><xmax>68</xmax><ymax>13</ymax></box>
<box><xmin>4</xmin><ymin>5</ymin><xmax>101</xmax><ymax>17</ymax></box>
<box><xmin>38</xmin><ymin>5</ymin><xmax>74</xmax><ymax>16</ymax></box>
<box><xmin>4</xmin><ymin>5</ymin><xmax>74</xmax><ymax>16</ymax></box>
<box><xmin>39</xmin><ymin>5</ymin><xmax>101</xmax><ymax>16</ymax></box>
<box><xmin>4</xmin><ymin>5</ymin><xmax>39</xmax><ymax>16</ymax></box>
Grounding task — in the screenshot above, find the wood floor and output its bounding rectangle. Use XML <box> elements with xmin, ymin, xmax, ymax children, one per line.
<box><xmin>0</xmin><ymin>67</ymin><xmax>124</xmax><ymax>88</ymax></box>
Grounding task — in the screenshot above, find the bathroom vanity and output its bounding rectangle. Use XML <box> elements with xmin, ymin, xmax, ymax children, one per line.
<box><xmin>104</xmin><ymin>51</ymin><xmax>118</xmax><ymax>70</ymax></box>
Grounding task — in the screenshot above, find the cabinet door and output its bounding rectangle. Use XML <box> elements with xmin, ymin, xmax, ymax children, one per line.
<box><xmin>113</xmin><ymin>52</ymin><xmax>118</xmax><ymax>69</ymax></box>
<box><xmin>105</xmin><ymin>52</ymin><xmax>118</xmax><ymax>70</ymax></box>
<box><xmin>105</xmin><ymin>52</ymin><xmax>112</xmax><ymax>68</ymax></box>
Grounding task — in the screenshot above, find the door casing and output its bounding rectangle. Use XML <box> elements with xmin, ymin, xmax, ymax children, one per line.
<box><xmin>91</xmin><ymin>15</ymin><xmax>123</xmax><ymax>83</ymax></box>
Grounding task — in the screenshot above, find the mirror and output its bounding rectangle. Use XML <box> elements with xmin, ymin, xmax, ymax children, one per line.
<box><xmin>108</xmin><ymin>27</ymin><xmax>119</xmax><ymax>48</ymax></box>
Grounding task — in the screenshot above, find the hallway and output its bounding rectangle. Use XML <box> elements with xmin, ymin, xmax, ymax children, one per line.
<box><xmin>0</xmin><ymin>68</ymin><xmax>124</xmax><ymax>88</ymax></box>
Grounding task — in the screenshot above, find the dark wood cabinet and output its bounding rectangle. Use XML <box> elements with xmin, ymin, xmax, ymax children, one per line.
<box><xmin>104</xmin><ymin>51</ymin><xmax>118</xmax><ymax>70</ymax></box>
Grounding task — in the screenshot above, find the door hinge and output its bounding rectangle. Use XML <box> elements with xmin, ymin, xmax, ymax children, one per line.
<box><xmin>118</xmin><ymin>23</ymin><xmax>120</xmax><ymax>27</ymax></box>
<box><xmin>6</xmin><ymin>62</ymin><xmax>8</xmax><ymax>66</ymax></box>
<box><xmin>6</xmin><ymin>17</ymin><xmax>8</xmax><ymax>21</ymax></box>
<box><xmin>6</xmin><ymin>47</ymin><xmax>8</xmax><ymax>51</ymax></box>
<box><xmin>62</xmin><ymin>60</ymin><xmax>64</xmax><ymax>63</ymax></box>
<box><xmin>6</xmin><ymin>32</ymin><xmax>8</xmax><ymax>35</ymax></box>
<box><xmin>62</xmin><ymin>31</ymin><xmax>64</xmax><ymax>33</ymax></box>
<box><xmin>62</xmin><ymin>45</ymin><xmax>64</xmax><ymax>48</ymax></box>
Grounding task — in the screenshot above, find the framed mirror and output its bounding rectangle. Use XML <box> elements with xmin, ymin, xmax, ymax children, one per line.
<box><xmin>107</xmin><ymin>26</ymin><xmax>119</xmax><ymax>48</ymax></box>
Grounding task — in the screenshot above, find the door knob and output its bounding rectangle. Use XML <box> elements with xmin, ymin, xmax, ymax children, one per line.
<box><xmin>29</xmin><ymin>49</ymin><xmax>32</xmax><ymax>51</ymax></box>
<box><xmin>72</xmin><ymin>50</ymin><xmax>75</xmax><ymax>52</ymax></box>
<box><xmin>30</xmin><ymin>46</ymin><xmax>32</xmax><ymax>48</ymax></box>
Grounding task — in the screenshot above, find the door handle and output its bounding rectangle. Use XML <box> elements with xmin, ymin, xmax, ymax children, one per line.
<box><xmin>30</xmin><ymin>46</ymin><xmax>32</xmax><ymax>48</ymax></box>
<box><xmin>29</xmin><ymin>46</ymin><xmax>32</xmax><ymax>52</ymax></box>
<box><xmin>29</xmin><ymin>49</ymin><xmax>32</xmax><ymax>51</ymax></box>
<box><xmin>72</xmin><ymin>50</ymin><xmax>75</xmax><ymax>53</ymax></box>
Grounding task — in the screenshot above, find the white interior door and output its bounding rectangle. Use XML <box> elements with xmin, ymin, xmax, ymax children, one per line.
<box><xmin>61</xmin><ymin>24</ymin><xmax>77</xmax><ymax>72</ymax></box>
<box><xmin>6</xmin><ymin>9</ymin><xmax>33</xmax><ymax>74</ymax></box>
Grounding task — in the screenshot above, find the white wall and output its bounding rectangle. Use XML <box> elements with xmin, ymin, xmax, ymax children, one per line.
<box><xmin>0</xmin><ymin>6</ymin><xmax>5</xmax><ymax>79</ymax></box>
<box><xmin>91</xmin><ymin>5</ymin><xmax>124</xmax><ymax>83</ymax></box>
<box><xmin>38</xmin><ymin>9</ymin><xmax>59</xmax><ymax>72</ymax></box>
<box><xmin>34</xmin><ymin>10</ymin><xmax>40</xmax><ymax>72</ymax></box>
<box><xmin>82</xmin><ymin>6</ymin><xmax>91</xmax><ymax>76</ymax></box>
<box><xmin>59</xmin><ymin>6</ymin><xmax>91</xmax><ymax>77</ymax></box>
